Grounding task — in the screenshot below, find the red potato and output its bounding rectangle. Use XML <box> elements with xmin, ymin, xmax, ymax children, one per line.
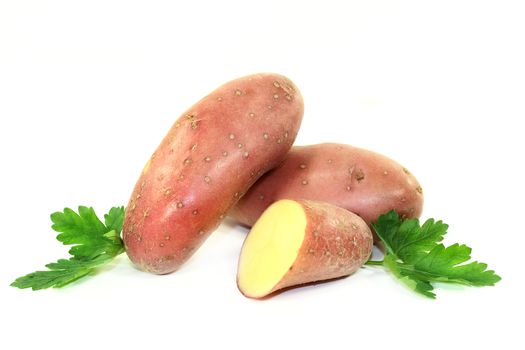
<box><xmin>230</xmin><ymin>143</ymin><xmax>423</xmax><ymax>240</ymax></box>
<box><xmin>123</xmin><ymin>73</ymin><xmax>304</xmax><ymax>274</ymax></box>
<box><xmin>237</xmin><ymin>199</ymin><xmax>373</xmax><ymax>298</ymax></box>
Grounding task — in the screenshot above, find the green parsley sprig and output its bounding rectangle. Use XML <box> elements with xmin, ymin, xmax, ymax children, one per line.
<box><xmin>10</xmin><ymin>206</ymin><xmax>125</xmax><ymax>290</ymax></box>
<box><xmin>367</xmin><ymin>211</ymin><xmax>501</xmax><ymax>298</ymax></box>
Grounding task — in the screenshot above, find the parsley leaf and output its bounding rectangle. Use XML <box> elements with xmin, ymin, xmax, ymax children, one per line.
<box><xmin>371</xmin><ymin>211</ymin><xmax>501</xmax><ymax>298</ymax></box>
<box><xmin>104</xmin><ymin>206</ymin><xmax>125</xmax><ymax>235</ymax></box>
<box><xmin>11</xmin><ymin>206</ymin><xmax>125</xmax><ymax>290</ymax></box>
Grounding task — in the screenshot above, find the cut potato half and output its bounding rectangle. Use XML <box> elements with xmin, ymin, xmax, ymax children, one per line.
<box><xmin>237</xmin><ymin>199</ymin><xmax>373</xmax><ymax>298</ymax></box>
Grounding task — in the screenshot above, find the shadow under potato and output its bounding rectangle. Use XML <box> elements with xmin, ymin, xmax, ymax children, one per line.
<box><xmin>240</xmin><ymin>274</ymin><xmax>354</xmax><ymax>300</ymax></box>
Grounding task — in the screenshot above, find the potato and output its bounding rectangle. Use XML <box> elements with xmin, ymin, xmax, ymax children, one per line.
<box><xmin>237</xmin><ymin>199</ymin><xmax>373</xmax><ymax>298</ymax></box>
<box><xmin>230</xmin><ymin>143</ymin><xmax>423</xmax><ymax>241</ymax></box>
<box><xmin>123</xmin><ymin>73</ymin><xmax>304</xmax><ymax>274</ymax></box>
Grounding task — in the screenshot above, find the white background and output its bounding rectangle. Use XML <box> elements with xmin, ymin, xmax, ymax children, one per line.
<box><xmin>1</xmin><ymin>1</ymin><xmax>523</xmax><ymax>349</ymax></box>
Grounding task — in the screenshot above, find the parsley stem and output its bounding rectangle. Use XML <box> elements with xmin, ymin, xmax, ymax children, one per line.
<box><xmin>365</xmin><ymin>260</ymin><xmax>384</xmax><ymax>266</ymax></box>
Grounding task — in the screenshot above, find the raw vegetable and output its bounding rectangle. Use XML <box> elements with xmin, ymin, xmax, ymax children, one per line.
<box><xmin>10</xmin><ymin>206</ymin><xmax>125</xmax><ymax>290</ymax></box>
<box><xmin>367</xmin><ymin>211</ymin><xmax>501</xmax><ymax>298</ymax></box>
<box><xmin>237</xmin><ymin>199</ymin><xmax>373</xmax><ymax>298</ymax></box>
<box><xmin>230</xmin><ymin>143</ymin><xmax>423</xmax><ymax>241</ymax></box>
<box><xmin>123</xmin><ymin>73</ymin><xmax>304</xmax><ymax>274</ymax></box>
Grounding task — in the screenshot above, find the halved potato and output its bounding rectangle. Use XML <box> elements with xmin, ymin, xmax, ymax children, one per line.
<box><xmin>237</xmin><ymin>199</ymin><xmax>373</xmax><ymax>298</ymax></box>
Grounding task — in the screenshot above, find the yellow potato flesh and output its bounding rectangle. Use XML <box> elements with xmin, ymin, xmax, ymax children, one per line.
<box><xmin>237</xmin><ymin>200</ymin><xmax>306</xmax><ymax>298</ymax></box>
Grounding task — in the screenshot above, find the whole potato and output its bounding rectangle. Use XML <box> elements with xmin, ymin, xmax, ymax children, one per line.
<box><xmin>230</xmin><ymin>143</ymin><xmax>423</xmax><ymax>241</ymax></box>
<box><xmin>123</xmin><ymin>73</ymin><xmax>304</xmax><ymax>274</ymax></box>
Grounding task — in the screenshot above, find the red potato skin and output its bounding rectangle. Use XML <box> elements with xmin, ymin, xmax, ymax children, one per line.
<box><xmin>230</xmin><ymin>143</ymin><xmax>423</xmax><ymax>241</ymax></box>
<box><xmin>240</xmin><ymin>200</ymin><xmax>373</xmax><ymax>297</ymax></box>
<box><xmin>123</xmin><ymin>73</ymin><xmax>304</xmax><ymax>274</ymax></box>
